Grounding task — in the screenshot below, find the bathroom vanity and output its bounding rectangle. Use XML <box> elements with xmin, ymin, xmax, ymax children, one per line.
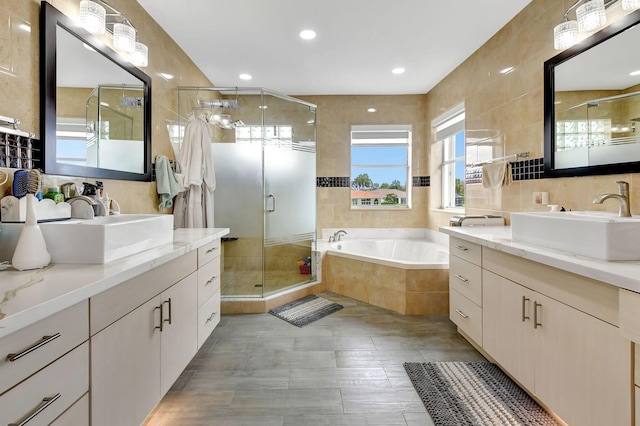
<box><xmin>0</xmin><ymin>227</ymin><xmax>228</xmax><ymax>426</ymax></box>
<box><xmin>441</xmin><ymin>225</ymin><xmax>640</xmax><ymax>426</ymax></box>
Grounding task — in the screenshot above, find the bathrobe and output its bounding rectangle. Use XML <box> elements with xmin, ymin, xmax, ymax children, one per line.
<box><xmin>174</xmin><ymin>116</ymin><xmax>216</xmax><ymax>228</ymax></box>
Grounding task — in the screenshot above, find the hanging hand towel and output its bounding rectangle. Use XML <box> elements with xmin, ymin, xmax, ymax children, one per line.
<box><xmin>482</xmin><ymin>162</ymin><xmax>510</xmax><ymax>189</ymax></box>
<box><xmin>155</xmin><ymin>155</ymin><xmax>181</xmax><ymax>211</ymax></box>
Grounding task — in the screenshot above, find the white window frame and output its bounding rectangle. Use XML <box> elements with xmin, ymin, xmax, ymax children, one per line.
<box><xmin>433</xmin><ymin>104</ymin><xmax>465</xmax><ymax>211</ymax></box>
<box><xmin>350</xmin><ymin>124</ymin><xmax>412</xmax><ymax>210</ymax></box>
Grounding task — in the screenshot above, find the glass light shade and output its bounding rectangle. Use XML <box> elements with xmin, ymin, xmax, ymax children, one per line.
<box><xmin>112</xmin><ymin>23</ymin><xmax>136</xmax><ymax>53</ymax></box>
<box><xmin>79</xmin><ymin>0</ymin><xmax>106</xmax><ymax>35</ymax></box>
<box><xmin>622</xmin><ymin>0</ymin><xmax>640</xmax><ymax>10</ymax></box>
<box><xmin>554</xmin><ymin>20</ymin><xmax>579</xmax><ymax>50</ymax></box>
<box><xmin>576</xmin><ymin>0</ymin><xmax>607</xmax><ymax>33</ymax></box>
<box><xmin>129</xmin><ymin>42</ymin><xmax>148</xmax><ymax>67</ymax></box>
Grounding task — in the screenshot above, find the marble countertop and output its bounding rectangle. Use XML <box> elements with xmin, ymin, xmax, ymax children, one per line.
<box><xmin>0</xmin><ymin>227</ymin><xmax>229</xmax><ymax>339</ymax></box>
<box><xmin>440</xmin><ymin>226</ymin><xmax>640</xmax><ymax>294</ymax></box>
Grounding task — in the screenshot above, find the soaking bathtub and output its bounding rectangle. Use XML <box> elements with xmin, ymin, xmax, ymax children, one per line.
<box><xmin>321</xmin><ymin>229</ymin><xmax>450</xmax><ymax>315</ymax></box>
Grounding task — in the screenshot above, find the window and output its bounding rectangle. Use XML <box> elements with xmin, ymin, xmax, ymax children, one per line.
<box><xmin>350</xmin><ymin>125</ymin><xmax>411</xmax><ymax>209</ymax></box>
<box><xmin>434</xmin><ymin>105</ymin><xmax>465</xmax><ymax>209</ymax></box>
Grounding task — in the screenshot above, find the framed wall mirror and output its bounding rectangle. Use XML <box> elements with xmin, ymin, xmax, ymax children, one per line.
<box><xmin>40</xmin><ymin>2</ymin><xmax>152</xmax><ymax>181</ymax></box>
<box><xmin>544</xmin><ymin>9</ymin><xmax>640</xmax><ymax>178</ymax></box>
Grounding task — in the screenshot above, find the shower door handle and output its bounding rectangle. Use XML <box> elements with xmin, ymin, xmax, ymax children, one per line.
<box><xmin>267</xmin><ymin>194</ymin><xmax>277</xmax><ymax>212</ymax></box>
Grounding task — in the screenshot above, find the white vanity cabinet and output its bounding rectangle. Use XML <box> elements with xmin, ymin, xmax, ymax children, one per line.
<box><xmin>480</xmin><ymin>247</ymin><xmax>631</xmax><ymax>426</ymax></box>
<box><xmin>196</xmin><ymin>238</ymin><xmax>222</xmax><ymax>348</ymax></box>
<box><xmin>448</xmin><ymin>237</ymin><xmax>483</xmax><ymax>345</ymax></box>
<box><xmin>90</xmin><ymin>251</ymin><xmax>199</xmax><ymax>426</ymax></box>
<box><xmin>0</xmin><ymin>301</ymin><xmax>89</xmax><ymax>426</ymax></box>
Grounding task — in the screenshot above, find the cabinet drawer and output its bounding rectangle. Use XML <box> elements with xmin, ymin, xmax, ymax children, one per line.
<box><xmin>198</xmin><ymin>239</ymin><xmax>221</xmax><ymax>268</ymax></box>
<box><xmin>0</xmin><ymin>301</ymin><xmax>88</xmax><ymax>395</ymax></box>
<box><xmin>449</xmin><ymin>289</ymin><xmax>482</xmax><ymax>345</ymax></box>
<box><xmin>0</xmin><ymin>342</ymin><xmax>88</xmax><ymax>426</ymax></box>
<box><xmin>197</xmin><ymin>290</ymin><xmax>221</xmax><ymax>348</ymax></box>
<box><xmin>449</xmin><ymin>255</ymin><xmax>482</xmax><ymax>306</ymax></box>
<box><xmin>51</xmin><ymin>393</ymin><xmax>88</xmax><ymax>425</ymax></box>
<box><xmin>449</xmin><ymin>237</ymin><xmax>481</xmax><ymax>266</ymax></box>
<box><xmin>198</xmin><ymin>258</ymin><xmax>221</xmax><ymax>307</ymax></box>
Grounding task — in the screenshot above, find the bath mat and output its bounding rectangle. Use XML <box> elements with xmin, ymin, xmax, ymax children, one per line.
<box><xmin>403</xmin><ymin>362</ymin><xmax>560</xmax><ymax>426</ymax></box>
<box><xmin>268</xmin><ymin>294</ymin><xmax>343</xmax><ymax>327</ymax></box>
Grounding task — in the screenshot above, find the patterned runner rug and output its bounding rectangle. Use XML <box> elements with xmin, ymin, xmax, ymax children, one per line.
<box><xmin>404</xmin><ymin>362</ymin><xmax>560</xmax><ymax>426</ymax></box>
<box><xmin>268</xmin><ymin>294</ymin><xmax>343</xmax><ymax>327</ymax></box>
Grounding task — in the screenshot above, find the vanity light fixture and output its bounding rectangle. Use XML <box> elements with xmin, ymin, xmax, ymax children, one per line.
<box><xmin>554</xmin><ymin>0</ymin><xmax>640</xmax><ymax>50</ymax></box>
<box><xmin>79</xmin><ymin>0</ymin><xmax>148</xmax><ymax>67</ymax></box>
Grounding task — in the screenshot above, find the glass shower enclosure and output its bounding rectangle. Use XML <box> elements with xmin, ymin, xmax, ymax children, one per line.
<box><xmin>178</xmin><ymin>87</ymin><xmax>317</xmax><ymax>298</ymax></box>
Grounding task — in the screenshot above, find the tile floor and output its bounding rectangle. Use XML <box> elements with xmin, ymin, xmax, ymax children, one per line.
<box><xmin>144</xmin><ymin>291</ymin><xmax>486</xmax><ymax>425</ymax></box>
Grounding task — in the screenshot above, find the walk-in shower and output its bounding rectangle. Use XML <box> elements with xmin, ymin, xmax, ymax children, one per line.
<box><xmin>177</xmin><ymin>87</ymin><xmax>317</xmax><ymax>299</ymax></box>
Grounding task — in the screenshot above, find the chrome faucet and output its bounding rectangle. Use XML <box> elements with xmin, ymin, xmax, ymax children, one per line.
<box><xmin>328</xmin><ymin>229</ymin><xmax>348</xmax><ymax>242</ymax></box>
<box><xmin>592</xmin><ymin>180</ymin><xmax>632</xmax><ymax>217</ymax></box>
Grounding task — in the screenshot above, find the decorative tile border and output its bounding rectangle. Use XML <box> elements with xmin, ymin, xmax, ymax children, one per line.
<box><xmin>412</xmin><ymin>176</ymin><xmax>431</xmax><ymax>187</ymax></box>
<box><xmin>466</xmin><ymin>167</ymin><xmax>483</xmax><ymax>185</ymax></box>
<box><xmin>316</xmin><ymin>177</ymin><xmax>350</xmax><ymax>187</ymax></box>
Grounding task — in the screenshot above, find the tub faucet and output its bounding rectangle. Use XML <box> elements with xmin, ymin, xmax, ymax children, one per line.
<box><xmin>333</xmin><ymin>230</ymin><xmax>347</xmax><ymax>242</ymax></box>
<box><xmin>592</xmin><ymin>180</ymin><xmax>632</xmax><ymax>217</ymax></box>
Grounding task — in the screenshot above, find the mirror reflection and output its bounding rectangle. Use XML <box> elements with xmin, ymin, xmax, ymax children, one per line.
<box><xmin>41</xmin><ymin>2</ymin><xmax>152</xmax><ymax>181</ymax></box>
<box><xmin>56</xmin><ymin>26</ymin><xmax>145</xmax><ymax>174</ymax></box>
<box><xmin>546</xmin><ymin>12</ymin><xmax>640</xmax><ymax>176</ymax></box>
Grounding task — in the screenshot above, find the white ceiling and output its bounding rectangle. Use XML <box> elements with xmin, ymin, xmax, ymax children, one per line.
<box><xmin>137</xmin><ymin>0</ymin><xmax>532</xmax><ymax>96</ymax></box>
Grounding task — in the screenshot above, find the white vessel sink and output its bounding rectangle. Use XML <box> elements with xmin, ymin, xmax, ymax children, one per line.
<box><xmin>511</xmin><ymin>211</ymin><xmax>640</xmax><ymax>260</ymax></box>
<box><xmin>0</xmin><ymin>214</ymin><xmax>174</xmax><ymax>264</ymax></box>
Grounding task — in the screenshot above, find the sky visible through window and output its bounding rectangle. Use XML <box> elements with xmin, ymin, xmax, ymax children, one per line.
<box><xmin>351</xmin><ymin>145</ymin><xmax>407</xmax><ymax>186</ymax></box>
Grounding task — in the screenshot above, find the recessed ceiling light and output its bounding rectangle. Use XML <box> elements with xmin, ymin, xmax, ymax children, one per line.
<box><xmin>300</xmin><ymin>30</ymin><xmax>316</xmax><ymax>40</ymax></box>
<box><xmin>367</xmin><ymin>107</ymin><xmax>377</xmax><ymax>113</ymax></box>
<box><xmin>630</xmin><ymin>70</ymin><xmax>640</xmax><ymax>76</ymax></box>
<box><xmin>392</xmin><ymin>67</ymin><xmax>405</xmax><ymax>75</ymax></box>
<box><xmin>158</xmin><ymin>73</ymin><xmax>174</xmax><ymax>80</ymax></box>
<box><xmin>239</xmin><ymin>73</ymin><xmax>252</xmax><ymax>80</ymax></box>
<box><xmin>500</xmin><ymin>66</ymin><xmax>515</xmax><ymax>74</ymax></box>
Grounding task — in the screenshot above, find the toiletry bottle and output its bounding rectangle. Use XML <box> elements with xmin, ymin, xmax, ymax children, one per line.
<box><xmin>12</xmin><ymin>194</ymin><xmax>51</xmax><ymax>270</ymax></box>
<box><xmin>102</xmin><ymin>192</ymin><xmax>111</xmax><ymax>215</ymax></box>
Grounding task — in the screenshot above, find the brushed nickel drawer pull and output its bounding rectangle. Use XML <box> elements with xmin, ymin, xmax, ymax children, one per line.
<box><xmin>455</xmin><ymin>309</ymin><xmax>469</xmax><ymax>319</ymax></box>
<box><xmin>522</xmin><ymin>296</ymin><xmax>530</xmax><ymax>322</ymax></box>
<box><xmin>454</xmin><ymin>274</ymin><xmax>469</xmax><ymax>283</ymax></box>
<box><xmin>9</xmin><ymin>393</ymin><xmax>61</xmax><ymax>426</ymax></box>
<box><xmin>205</xmin><ymin>312</ymin><xmax>217</xmax><ymax>323</ymax></box>
<box><xmin>206</xmin><ymin>247</ymin><xmax>218</xmax><ymax>254</ymax></box>
<box><xmin>455</xmin><ymin>245</ymin><xmax>469</xmax><ymax>252</ymax></box>
<box><xmin>205</xmin><ymin>276</ymin><xmax>217</xmax><ymax>286</ymax></box>
<box><xmin>534</xmin><ymin>301</ymin><xmax>542</xmax><ymax>329</ymax></box>
<box><xmin>7</xmin><ymin>333</ymin><xmax>61</xmax><ymax>362</ymax></box>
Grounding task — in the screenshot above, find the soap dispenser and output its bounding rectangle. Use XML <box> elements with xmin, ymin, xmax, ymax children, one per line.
<box><xmin>12</xmin><ymin>194</ymin><xmax>51</xmax><ymax>270</ymax></box>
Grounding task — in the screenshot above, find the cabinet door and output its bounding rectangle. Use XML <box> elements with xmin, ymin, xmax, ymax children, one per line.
<box><xmin>91</xmin><ymin>296</ymin><xmax>162</xmax><ymax>426</ymax></box>
<box><xmin>534</xmin><ymin>292</ymin><xmax>631</xmax><ymax>426</ymax></box>
<box><xmin>482</xmin><ymin>270</ymin><xmax>535</xmax><ymax>390</ymax></box>
<box><xmin>160</xmin><ymin>273</ymin><xmax>198</xmax><ymax>396</ymax></box>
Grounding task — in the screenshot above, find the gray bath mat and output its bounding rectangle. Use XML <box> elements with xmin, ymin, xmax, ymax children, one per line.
<box><xmin>268</xmin><ymin>294</ymin><xmax>343</xmax><ymax>327</ymax></box>
<box><xmin>404</xmin><ymin>362</ymin><xmax>560</xmax><ymax>426</ymax></box>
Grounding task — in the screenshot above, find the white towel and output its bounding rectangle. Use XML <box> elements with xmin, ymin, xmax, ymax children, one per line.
<box><xmin>482</xmin><ymin>162</ymin><xmax>511</xmax><ymax>189</ymax></box>
<box><xmin>155</xmin><ymin>155</ymin><xmax>181</xmax><ymax>211</ymax></box>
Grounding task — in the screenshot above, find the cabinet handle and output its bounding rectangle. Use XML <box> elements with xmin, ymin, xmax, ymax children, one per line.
<box><xmin>534</xmin><ymin>301</ymin><xmax>542</xmax><ymax>329</ymax></box>
<box><xmin>454</xmin><ymin>274</ymin><xmax>468</xmax><ymax>283</ymax></box>
<box><xmin>455</xmin><ymin>309</ymin><xmax>469</xmax><ymax>319</ymax></box>
<box><xmin>8</xmin><ymin>393</ymin><xmax>61</xmax><ymax>426</ymax></box>
<box><xmin>6</xmin><ymin>333</ymin><xmax>61</xmax><ymax>362</ymax></box>
<box><xmin>206</xmin><ymin>247</ymin><xmax>218</xmax><ymax>254</ymax></box>
<box><xmin>521</xmin><ymin>296</ymin><xmax>530</xmax><ymax>322</ymax></box>
<box><xmin>163</xmin><ymin>298</ymin><xmax>172</xmax><ymax>325</ymax></box>
<box><xmin>154</xmin><ymin>304</ymin><xmax>164</xmax><ymax>332</ymax></box>
<box><xmin>205</xmin><ymin>312</ymin><xmax>217</xmax><ymax>323</ymax></box>
<box><xmin>455</xmin><ymin>245</ymin><xmax>469</xmax><ymax>252</ymax></box>
<box><xmin>205</xmin><ymin>276</ymin><xmax>217</xmax><ymax>286</ymax></box>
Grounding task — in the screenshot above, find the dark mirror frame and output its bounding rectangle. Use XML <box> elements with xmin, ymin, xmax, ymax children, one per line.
<box><xmin>40</xmin><ymin>1</ymin><xmax>152</xmax><ymax>181</ymax></box>
<box><xmin>544</xmin><ymin>9</ymin><xmax>640</xmax><ymax>178</ymax></box>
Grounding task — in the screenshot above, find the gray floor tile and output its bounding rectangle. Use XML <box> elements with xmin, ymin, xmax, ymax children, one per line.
<box><xmin>289</xmin><ymin>367</ymin><xmax>390</xmax><ymax>389</ymax></box>
<box><xmin>341</xmin><ymin>388</ymin><xmax>427</xmax><ymax>414</ymax></box>
<box><xmin>283</xmin><ymin>413</ymin><xmax>407</xmax><ymax>425</ymax></box>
